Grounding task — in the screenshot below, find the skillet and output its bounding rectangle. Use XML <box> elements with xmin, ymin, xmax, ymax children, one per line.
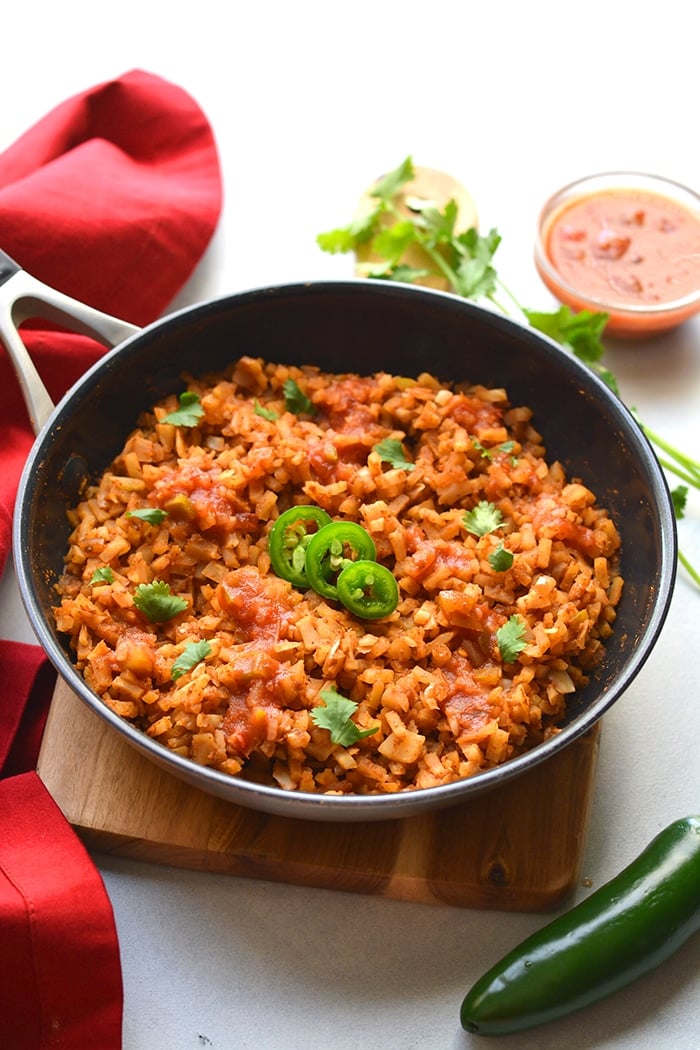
<box><xmin>2</xmin><ymin>248</ymin><xmax>677</xmax><ymax>821</ymax></box>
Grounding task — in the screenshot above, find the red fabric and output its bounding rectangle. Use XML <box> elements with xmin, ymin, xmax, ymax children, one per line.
<box><xmin>0</xmin><ymin>67</ymin><xmax>222</xmax><ymax>576</ymax></box>
<box><xmin>0</xmin><ymin>71</ymin><xmax>222</xmax><ymax>1048</ymax></box>
<box><xmin>0</xmin><ymin>772</ymin><xmax>124</xmax><ymax>1049</ymax></box>
<box><xmin>0</xmin><ymin>641</ymin><xmax>54</xmax><ymax>779</ymax></box>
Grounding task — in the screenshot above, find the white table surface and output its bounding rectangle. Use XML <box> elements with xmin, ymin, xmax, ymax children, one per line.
<box><xmin>2</xmin><ymin>3</ymin><xmax>699</xmax><ymax>1047</ymax></box>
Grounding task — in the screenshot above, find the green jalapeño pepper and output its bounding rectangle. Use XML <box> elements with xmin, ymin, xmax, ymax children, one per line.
<box><xmin>460</xmin><ymin>814</ymin><xmax>700</xmax><ymax>1036</ymax></box>
<box><xmin>267</xmin><ymin>505</ymin><xmax>332</xmax><ymax>588</ymax></box>
<box><xmin>304</xmin><ymin>521</ymin><xmax>377</xmax><ymax>600</ymax></box>
<box><xmin>336</xmin><ymin>560</ymin><xmax>399</xmax><ymax>619</ymax></box>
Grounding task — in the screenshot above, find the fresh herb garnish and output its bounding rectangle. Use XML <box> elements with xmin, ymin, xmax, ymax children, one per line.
<box><xmin>488</xmin><ymin>542</ymin><xmax>514</xmax><ymax>572</ymax></box>
<box><xmin>373</xmin><ymin>437</ymin><xmax>415</xmax><ymax>471</ymax></box>
<box><xmin>254</xmin><ymin>399</ymin><xmax>278</xmax><ymax>421</ymax></box>
<box><xmin>672</xmin><ymin>486</ymin><xmax>688</xmax><ymax>519</ymax></box>
<box><xmin>372</xmin><ymin>154</ymin><xmax>415</xmax><ymax>200</ymax></box>
<box><xmin>317</xmin><ymin>155</ymin><xmax>607</xmax><ymax>364</ymax></box>
<box><xmin>318</xmin><ymin>155</ymin><xmax>700</xmax><ymax>590</ymax></box>
<box><xmin>496</xmin><ymin>615</ymin><xmax>528</xmax><ymax>663</ymax></box>
<box><xmin>89</xmin><ymin>566</ymin><xmax>114</xmax><ymax>585</ymax></box>
<box><xmin>463</xmin><ymin>501</ymin><xmax>504</xmax><ymax>537</ymax></box>
<box><xmin>171</xmin><ymin>639</ymin><xmax>212</xmax><ymax>680</ymax></box>
<box><xmin>310</xmin><ymin>687</ymin><xmax>379</xmax><ymax>747</ymax></box>
<box><xmin>473</xmin><ymin>438</ymin><xmax>517</xmax><ymax>464</ymax></box>
<box><xmin>133</xmin><ymin>580</ymin><xmax>188</xmax><ymax>623</ymax></box>
<box><xmin>162</xmin><ymin>391</ymin><xmax>205</xmax><ymax>427</ymax></box>
<box><xmin>127</xmin><ymin>507</ymin><xmax>168</xmax><ymax>525</ymax></box>
<box><xmin>319</xmin><ymin>156</ymin><xmax>501</xmax><ymax>301</ymax></box>
<box><xmin>283</xmin><ymin>378</ymin><xmax>316</xmax><ymax>416</ymax></box>
<box><xmin>524</xmin><ymin>306</ymin><xmax>616</xmax><ymax>391</ymax></box>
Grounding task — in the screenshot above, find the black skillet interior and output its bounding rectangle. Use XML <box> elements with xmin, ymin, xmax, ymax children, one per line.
<box><xmin>16</xmin><ymin>280</ymin><xmax>676</xmax><ymax>734</ymax></box>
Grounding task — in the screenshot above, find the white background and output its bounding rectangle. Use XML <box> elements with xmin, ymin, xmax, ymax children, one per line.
<box><xmin>1</xmin><ymin>3</ymin><xmax>698</xmax><ymax>1048</ymax></box>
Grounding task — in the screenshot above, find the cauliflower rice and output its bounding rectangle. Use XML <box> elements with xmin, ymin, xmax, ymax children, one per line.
<box><xmin>53</xmin><ymin>356</ymin><xmax>623</xmax><ymax>795</ymax></box>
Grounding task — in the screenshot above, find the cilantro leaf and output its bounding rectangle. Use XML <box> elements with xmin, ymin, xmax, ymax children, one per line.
<box><xmin>671</xmin><ymin>485</ymin><xmax>688</xmax><ymax>520</ymax></box>
<box><xmin>133</xmin><ymin>581</ymin><xmax>188</xmax><ymax>623</ymax></box>
<box><xmin>463</xmin><ymin>501</ymin><xmax>504</xmax><ymax>537</ymax></box>
<box><xmin>310</xmin><ymin>687</ymin><xmax>379</xmax><ymax>747</ymax></box>
<box><xmin>456</xmin><ymin>225</ymin><xmax>501</xmax><ymax>257</ymax></box>
<box><xmin>454</xmin><ymin>257</ymin><xmax>498</xmax><ymax>300</ymax></box>
<box><xmin>128</xmin><ymin>507</ymin><xmax>168</xmax><ymax>525</ymax></box>
<box><xmin>371</xmin><ymin>156</ymin><xmax>415</xmax><ymax>202</ymax></box>
<box><xmin>452</xmin><ymin>227</ymin><xmax>501</xmax><ymax>300</ymax></box>
<box><xmin>406</xmin><ymin>196</ymin><xmax>459</xmax><ymax>244</ymax></box>
<box><xmin>283</xmin><ymin>379</ymin><xmax>316</xmax><ymax>416</ymax></box>
<box><xmin>162</xmin><ymin>391</ymin><xmax>205</xmax><ymax>427</ymax></box>
<box><xmin>316</xmin><ymin>210</ymin><xmax>379</xmax><ymax>253</ymax></box>
<box><xmin>524</xmin><ymin>307</ymin><xmax>617</xmax><ymax>391</ymax></box>
<box><xmin>473</xmin><ymin>438</ymin><xmax>517</xmax><ymax>462</ymax></box>
<box><xmin>316</xmin><ymin>157</ymin><xmax>415</xmax><ymax>259</ymax></box>
<box><xmin>488</xmin><ymin>542</ymin><xmax>514</xmax><ymax>572</ymax></box>
<box><xmin>524</xmin><ymin>305</ymin><xmax>605</xmax><ymax>361</ymax></box>
<box><xmin>171</xmin><ymin>639</ymin><xmax>212</xmax><ymax>680</ymax></box>
<box><xmin>373</xmin><ymin>437</ymin><xmax>415</xmax><ymax>471</ymax></box>
<box><xmin>90</xmin><ymin>566</ymin><xmax>114</xmax><ymax>586</ymax></box>
<box><xmin>254</xmin><ymin>399</ymin><xmax>278</xmax><ymax>421</ymax></box>
<box><xmin>371</xmin><ymin>220</ymin><xmax>419</xmax><ymax>265</ymax></box>
<box><xmin>496</xmin><ymin>615</ymin><xmax>528</xmax><ymax>663</ymax></box>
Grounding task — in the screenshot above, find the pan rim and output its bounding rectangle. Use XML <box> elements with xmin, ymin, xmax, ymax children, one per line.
<box><xmin>11</xmin><ymin>278</ymin><xmax>678</xmax><ymax>822</ymax></box>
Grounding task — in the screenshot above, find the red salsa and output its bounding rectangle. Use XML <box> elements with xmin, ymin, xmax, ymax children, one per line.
<box><xmin>547</xmin><ymin>189</ymin><xmax>700</xmax><ymax>307</ymax></box>
<box><xmin>536</xmin><ymin>178</ymin><xmax>700</xmax><ymax>337</ymax></box>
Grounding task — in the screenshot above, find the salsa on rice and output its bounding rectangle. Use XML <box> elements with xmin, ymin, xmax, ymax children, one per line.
<box><xmin>52</xmin><ymin>356</ymin><xmax>623</xmax><ymax>795</ymax></box>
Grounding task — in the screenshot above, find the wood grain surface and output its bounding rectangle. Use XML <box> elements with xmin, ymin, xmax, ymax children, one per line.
<box><xmin>38</xmin><ymin>678</ymin><xmax>600</xmax><ymax>912</ymax></box>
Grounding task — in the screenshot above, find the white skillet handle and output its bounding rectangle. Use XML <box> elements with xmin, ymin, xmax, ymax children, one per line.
<box><xmin>0</xmin><ymin>249</ymin><xmax>140</xmax><ymax>435</ymax></box>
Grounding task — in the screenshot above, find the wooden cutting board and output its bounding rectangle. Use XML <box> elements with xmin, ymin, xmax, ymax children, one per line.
<box><xmin>37</xmin><ymin>678</ymin><xmax>600</xmax><ymax>912</ymax></box>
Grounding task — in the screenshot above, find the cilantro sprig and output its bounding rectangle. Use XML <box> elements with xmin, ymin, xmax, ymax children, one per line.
<box><xmin>488</xmin><ymin>541</ymin><xmax>514</xmax><ymax>573</ymax></box>
<box><xmin>319</xmin><ymin>157</ymin><xmax>501</xmax><ymax>303</ymax></box>
<box><xmin>473</xmin><ymin>438</ymin><xmax>517</xmax><ymax>465</ymax></box>
<box><xmin>316</xmin><ymin>154</ymin><xmax>616</xmax><ymax>375</ymax></box>
<box><xmin>133</xmin><ymin>580</ymin><xmax>188</xmax><ymax>623</ymax></box>
<box><xmin>373</xmin><ymin>438</ymin><xmax>415</xmax><ymax>472</ymax></box>
<box><xmin>318</xmin><ymin>155</ymin><xmax>700</xmax><ymax>591</ymax></box>
<box><xmin>89</xmin><ymin>566</ymin><xmax>114</xmax><ymax>586</ymax></box>
<box><xmin>463</xmin><ymin>501</ymin><xmax>504</xmax><ymax>538</ymax></box>
<box><xmin>254</xmin><ymin>399</ymin><xmax>278</xmax><ymax>421</ymax></box>
<box><xmin>496</xmin><ymin>615</ymin><xmax>528</xmax><ymax>663</ymax></box>
<box><xmin>171</xmin><ymin>639</ymin><xmax>212</xmax><ymax>680</ymax></box>
<box><xmin>283</xmin><ymin>379</ymin><xmax>316</xmax><ymax>416</ymax></box>
<box><xmin>162</xmin><ymin>391</ymin><xmax>205</xmax><ymax>427</ymax></box>
<box><xmin>316</xmin><ymin>156</ymin><xmax>606</xmax><ymax>369</ymax></box>
<box><xmin>523</xmin><ymin>306</ymin><xmax>616</xmax><ymax>391</ymax></box>
<box><xmin>310</xmin><ymin>687</ymin><xmax>379</xmax><ymax>747</ymax></box>
<box><xmin>128</xmin><ymin>507</ymin><xmax>168</xmax><ymax>525</ymax></box>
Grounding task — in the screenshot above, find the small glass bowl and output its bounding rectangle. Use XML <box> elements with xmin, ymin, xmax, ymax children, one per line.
<box><xmin>534</xmin><ymin>171</ymin><xmax>700</xmax><ymax>338</ymax></box>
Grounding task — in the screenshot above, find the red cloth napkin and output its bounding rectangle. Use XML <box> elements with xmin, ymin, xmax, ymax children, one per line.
<box><xmin>0</xmin><ymin>644</ymin><xmax>125</xmax><ymax>1047</ymax></box>
<box><xmin>0</xmin><ymin>67</ymin><xmax>223</xmax><ymax>577</ymax></box>
<box><xmin>0</xmin><ymin>70</ymin><xmax>222</xmax><ymax>1048</ymax></box>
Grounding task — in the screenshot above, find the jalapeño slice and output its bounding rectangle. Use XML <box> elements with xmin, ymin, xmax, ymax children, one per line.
<box><xmin>267</xmin><ymin>505</ymin><xmax>332</xmax><ymax>588</ymax></box>
<box><xmin>304</xmin><ymin>522</ymin><xmax>377</xmax><ymax>600</ymax></box>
